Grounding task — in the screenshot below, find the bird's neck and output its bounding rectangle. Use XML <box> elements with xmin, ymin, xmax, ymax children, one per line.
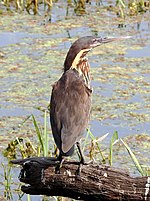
<box><xmin>71</xmin><ymin>58</ymin><xmax>91</xmax><ymax>88</ymax></box>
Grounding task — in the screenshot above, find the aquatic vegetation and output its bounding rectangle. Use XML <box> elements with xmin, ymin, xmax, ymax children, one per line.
<box><xmin>2</xmin><ymin>164</ymin><xmax>12</xmax><ymax>200</ymax></box>
<box><xmin>3</xmin><ymin>111</ymin><xmax>52</xmax><ymax>160</ymax></box>
<box><xmin>3</xmin><ymin>112</ymin><xmax>150</xmax><ymax>176</ymax></box>
<box><xmin>1</xmin><ymin>110</ymin><xmax>150</xmax><ymax>201</ymax></box>
<box><xmin>115</xmin><ymin>0</ymin><xmax>149</xmax><ymax>17</ymax></box>
<box><xmin>0</xmin><ymin>0</ymin><xmax>149</xmax><ymax>17</ymax></box>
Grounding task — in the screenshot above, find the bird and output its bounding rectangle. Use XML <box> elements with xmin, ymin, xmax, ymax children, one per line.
<box><xmin>50</xmin><ymin>35</ymin><xmax>127</xmax><ymax>172</ymax></box>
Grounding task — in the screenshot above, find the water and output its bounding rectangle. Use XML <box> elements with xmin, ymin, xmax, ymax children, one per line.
<box><xmin>0</xmin><ymin>13</ymin><xmax>149</xmax><ymax>142</ymax></box>
<box><xmin>0</xmin><ymin>30</ymin><xmax>149</xmax><ymax>138</ymax></box>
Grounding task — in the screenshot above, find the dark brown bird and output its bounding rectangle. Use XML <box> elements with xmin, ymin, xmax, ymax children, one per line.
<box><xmin>50</xmin><ymin>36</ymin><xmax>127</xmax><ymax>169</ymax></box>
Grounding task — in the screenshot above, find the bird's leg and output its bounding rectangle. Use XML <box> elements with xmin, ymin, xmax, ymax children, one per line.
<box><xmin>76</xmin><ymin>142</ymin><xmax>85</xmax><ymax>175</ymax></box>
<box><xmin>55</xmin><ymin>154</ymin><xmax>64</xmax><ymax>174</ymax></box>
<box><xmin>76</xmin><ymin>142</ymin><xmax>85</xmax><ymax>164</ymax></box>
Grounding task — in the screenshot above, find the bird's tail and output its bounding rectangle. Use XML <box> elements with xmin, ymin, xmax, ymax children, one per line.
<box><xmin>61</xmin><ymin>145</ymin><xmax>74</xmax><ymax>156</ymax></box>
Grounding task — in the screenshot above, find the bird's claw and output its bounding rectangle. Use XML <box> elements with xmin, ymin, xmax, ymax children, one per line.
<box><xmin>75</xmin><ymin>163</ymin><xmax>82</xmax><ymax>176</ymax></box>
<box><xmin>55</xmin><ymin>165</ymin><xmax>61</xmax><ymax>174</ymax></box>
<box><xmin>75</xmin><ymin>160</ymin><xmax>93</xmax><ymax>176</ymax></box>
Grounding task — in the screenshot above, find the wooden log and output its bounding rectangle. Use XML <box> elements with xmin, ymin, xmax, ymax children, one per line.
<box><xmin>11</xmin><ymin>157</ymin><xmax>150</xmax><ymax>201</ymax></box>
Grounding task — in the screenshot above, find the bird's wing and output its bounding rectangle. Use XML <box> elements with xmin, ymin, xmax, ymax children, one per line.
<box><xmin>50</xmin><ymin>70</ymin><xmax>92</xmax><ymax>154</ymax></box>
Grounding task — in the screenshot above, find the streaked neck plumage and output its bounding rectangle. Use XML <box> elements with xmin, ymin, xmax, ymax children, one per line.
<box><xmin>64</xmin><ymin>48</ymin><xmax>91</xmax><ymax>88</ymax></box>
<box><xmin>71</xmin><ymin>57</ymin><xmax>91</xmax><ymax>88</ymax></box>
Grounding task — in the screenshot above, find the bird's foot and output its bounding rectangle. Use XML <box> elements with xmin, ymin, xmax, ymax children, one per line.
<box><xmin>75</xmin><ymin>159</ymin><xmax>95</xmax><ymax>176</ymax></box>
<box><xmin>76</xmin><ymin>163</ymin><xmax>82</xmax><ymax>176</ymax></box>
<box><xmin>55</xmin><ymin>156</ymin><xmax>64</xmax><ymax>174</ymax></box>
<box><xmin>55</xmin><ymin>165</ymin><xmax>61</xmax><ymax>174</ymax></box>
<box><xmin>84</xmin><ymin>160</ymin><xmax>94</xmax><ymax>165</ymax></box>
<box><xmin>75</xmin><ymin>159</ymin><xmax>92</xmax><ymax>176</ymax></box>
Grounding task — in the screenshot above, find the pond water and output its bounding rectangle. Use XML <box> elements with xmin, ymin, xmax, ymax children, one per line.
<box><xmin>0</xmin><ymin>2</ymin><xmax>150</xmax><ymax>200</ymax></box>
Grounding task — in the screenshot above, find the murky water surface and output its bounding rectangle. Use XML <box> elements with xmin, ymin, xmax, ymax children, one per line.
<box><xmin>0</xmin><ymin>2</ymin><xmax>150</xmax><ymax>200</ymax></box>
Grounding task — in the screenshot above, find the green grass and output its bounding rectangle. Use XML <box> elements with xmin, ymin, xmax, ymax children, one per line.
<box><xmin>109</xmin><ymin>131</ymin><xmax>119</xmax><ymax>166</ymax></box>
<box><xmin>3</xmin><ymin>112</ymin><xmax>149</xmax><ymax>177</ymax></box>
<box><xmin>3</xmin><ymin>110</ymin><xmax>51</xmax><ymax>160</ymax></box>
<box><xmin>2</xmin><ymin>164</ymin><xmax>12</xmax><ymax>200</ymax></box>
<box><xmin>121</xmin><ymin>138</ymin><xmax>146</xmax><ymax>176</ymax></box>
<box><xmin>31</xmin><ymin>111</ymin><xmax>50</xmax><ymax>157</ymax></box>
<box><xmin>86</xmin><ymin>128</ymin><xmax>109</xmax><ymax>163</ymax></box>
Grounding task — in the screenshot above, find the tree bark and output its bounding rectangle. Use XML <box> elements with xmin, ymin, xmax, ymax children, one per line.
<box><xmin>11</xmin><ymin>157</ymin><xmax>150</xmax><ymax>201</ymax></box>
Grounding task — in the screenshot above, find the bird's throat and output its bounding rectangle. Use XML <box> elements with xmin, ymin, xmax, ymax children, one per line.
<box><xmin>72</xmin><ymin>59</ymin><xmax>91</xmax><ymax>88</ymax></box>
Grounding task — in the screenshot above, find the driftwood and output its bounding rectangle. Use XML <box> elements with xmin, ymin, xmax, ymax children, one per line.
<box><xmin>11</xmin><ymin>157</ymin><xmax>150</xmax><ymax>201</ymax></box>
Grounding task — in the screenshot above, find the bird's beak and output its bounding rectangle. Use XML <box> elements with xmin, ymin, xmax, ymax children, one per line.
<box><xmin>100</xmin><ymin>36</ymin><xmax>131</xmax><ymax>44</ymax></box>
<box><xmin>90</xmin><ymin>36</ymin><xmax>131</xmax><ymax>48</ymax></box>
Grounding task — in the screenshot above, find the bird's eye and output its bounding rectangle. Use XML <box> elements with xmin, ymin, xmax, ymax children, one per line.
<box><xmin>92</xmin><ymin>39</ymin><xmax>97</xmax><ymax>43</ymax></box>
<box><xmin>92</xmin><ymin>37</ymin><xmax>102</xmax><ymax>43</ymax></box>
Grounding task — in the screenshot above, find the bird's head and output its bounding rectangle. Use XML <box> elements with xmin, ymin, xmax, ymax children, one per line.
<box><xmin>64</xmin><ymin>36</ymin><xmax>99</xmax><ymax>72</ymax></box>
<box><xmin>64</xmin><ymin>36</ymin><xmax>130</xmax><ymax>86</ymax></box>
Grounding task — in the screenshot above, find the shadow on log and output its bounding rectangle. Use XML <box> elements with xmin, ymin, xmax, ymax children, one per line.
<box><xmin>11</xmin><ymin>157</ymin><xmax>150</xmax><ymax>201</ymax></box>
